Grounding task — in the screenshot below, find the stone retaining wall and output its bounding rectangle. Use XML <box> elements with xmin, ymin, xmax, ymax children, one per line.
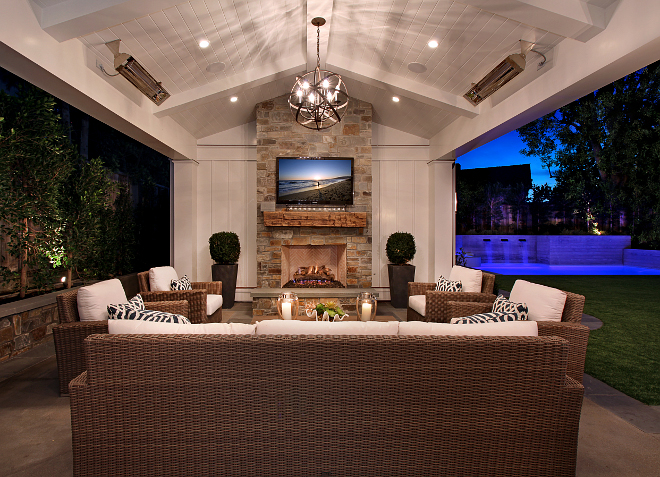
<box><xmin>457</xmin><ymin>235</ymin><xmax>631</xmax><ymax>265</ymax></box>
<box><xmin>623</xmin><ymin>249</ymin><xmax>660</xmax><ymax>269</ymax></box>
<box><xmin>0</xmin><ymin>302</ymin><xmax>58</xmax><ymax>361</ymax></box>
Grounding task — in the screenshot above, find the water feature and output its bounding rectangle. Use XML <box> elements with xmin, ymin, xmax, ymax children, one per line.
<box><xmin>519</xmin><ymin>239</ymin><xmax>528</xmax><ymax>264</ymax></box>
<box><xmin>483</xmin><ymin>239</ymin><xmax>492</xmax><ymax>263</ymax></box>
<box><xmin>501</xmin><ymin>239</ymin><xmax>510</xmax><ymax>263</ymax></box>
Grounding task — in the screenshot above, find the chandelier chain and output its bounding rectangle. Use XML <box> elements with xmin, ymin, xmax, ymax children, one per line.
<box><xmin>316</xmin><ymin>25</ymin><xmax>320</xmax><ymax>70</ymax></box>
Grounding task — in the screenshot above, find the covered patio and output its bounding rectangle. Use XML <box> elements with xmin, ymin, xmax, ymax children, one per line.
<box><xmin>2</xmin><ymin>0</ymin><xmax>660</xmax><ymax>475</ymax></box>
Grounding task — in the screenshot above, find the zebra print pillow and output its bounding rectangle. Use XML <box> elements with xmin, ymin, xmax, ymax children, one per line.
<box><xmin>436</xmin><ymin>276</ymin><xmax>463</xmax><ymax>292</ymax></box>
<box><xmin>107</xmin><ymin>304</ymin><xmax>191</xmax><ymax>324</ymax></box>
<box><xmin>171</xmin><ymin>275</ymin><xmax>192</xmax><ymax>291</ymax></box>
<box><xmin>127</xmin><ymin>294</ymin><xmax>145</xmax><ymax>310</ymax></box>
<box><xmin>491</xmin><ymin>295</ymin><xmax>529</xmax><ymax>321</ymax></box>
<box><xmin>450</xmin><ymin>311</ymin><xmax>519</xmax><ymax>324</ymax></box>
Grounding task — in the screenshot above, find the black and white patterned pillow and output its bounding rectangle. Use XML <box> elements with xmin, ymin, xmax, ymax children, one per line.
<box><xmin>450</xmin><ymin>311</ymin><xmax>519</xmax><ymax>324</ymax></box>
<box><xmin>491</xmin><ymin>295</ymin><xmax>529</xmax><ymax>321</ymax></box>
<box><xmin>436</xmin><ymin>276</ymin><xmax>463</xmax><ymax>292</ymax></box>
<box><xmin>171</xmin><ymin>275</ymin><xmax>192</xmax><ymax>291</ymax></box>
<box><xmin>107</xmin><ymin>304</ymin><xmax>191</xmax><ymax>324</ymax></box>
<box><xmin>127</xmin><ymin>294</ymin><xmax>145</xmax><ymax>310</ymax></box>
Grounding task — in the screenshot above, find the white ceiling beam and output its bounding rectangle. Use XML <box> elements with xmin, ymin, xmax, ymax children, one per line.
<box><xmin>457</xmin><ymin>0</ymin><xmax>617</xmax><ymax>42</ymax></box>
<box><xmin>327</xmin><ymin>55</ymin><xmax>479</xmax><ymax>119</ymax></box>
<box><xmin>30</xmin><ymin>0</ymin><xmax>183</xmax><ymax>42</ymax></box>
<box><xmin>305</xmin><ymin>0</ymin><xmax>333</xmax><ymax>71</ymax></box>
<box><xmin>153</xmin><ymin>54</ymin><xmax>306</xmax><ymax>117</ymax></box>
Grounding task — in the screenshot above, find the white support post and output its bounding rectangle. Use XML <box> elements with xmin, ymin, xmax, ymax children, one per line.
<box><xmin>172</xmin><ymin>160</ymin><xmax>198</xmax><ymax>280</ymax></box>
<box><xmin>429</xmin><ymin>154</ymin><xmax>456</xmax><ymax>281</ymax></box>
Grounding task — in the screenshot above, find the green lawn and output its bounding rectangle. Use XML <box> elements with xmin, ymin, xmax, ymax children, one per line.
<box><xmin>496</xmin><ymin>275</ymin><xmax>660</xmax><ymax>406</ymax></box>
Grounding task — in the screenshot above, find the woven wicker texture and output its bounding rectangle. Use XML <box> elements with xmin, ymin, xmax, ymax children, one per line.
<box><xmin>141</xmin><ymin>290</ymin><xmax>206</xmax><ymax>324</ymax></box>
<box><xmin>448</xmin><ymin>300</ymin><xmax>492</xmax><ymax>318</ymax></box>
<box><xmin>561</xmin><ymin>292</ymin><xmax>586</xmax><ymax>323</ymax></box>
<box><xmin>54</xmin><ymin>289</ymin><xmax>189</xmax><ymax>395</ymax></box>
<box><xmin>138</xmin><ymin>270</ymin><xmax>222</xmax><ymax>322</ymax></box>
<box><xmin>192</xmin><ymin>281</ymin><xmax>222</xmax><ymax>295</ymax></box>
<box><xmin>407</xmin><ymin>271</ymin><xmax>496</xmax><ymax>323</ymax></box>
<box><xmin>70</xmin><ymin>334</ymin><xmax>583</xmax><ymax>477</ymax></box>
<box><xmin>538</xmin><ymin>322</ymin><xmax>589</xmax><ymax>383</ymax></box>
<box><xmin>445</xmin><ymin>302</ymin><xmax>589</xmax><ymax>384</ymax></box>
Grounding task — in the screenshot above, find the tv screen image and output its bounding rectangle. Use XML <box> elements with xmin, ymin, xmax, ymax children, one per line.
<box><xmin>276</xmin><ymin>157</ymin><xmax>354</xmax><ymax>205</ymax></box>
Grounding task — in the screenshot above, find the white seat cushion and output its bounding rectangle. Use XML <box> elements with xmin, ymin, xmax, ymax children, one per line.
<box><xmin>149</xmin><ymin>266</ymin><xmax>179</xmax><ymax>292</ymax></box>
<box><xmin>398</xmin><ymin>320</ymin><xmax>538</xmax><ymax>337</ymax></box>
<box><xmin>255</xmin><ymin>320</ymin><xmax>399</xmax><ymax>336</ymax></box>
<box><xmin>77</xmin><ymin>279</ymin><xmax>127</xmax><ymax>322</ymax></box>
<box><xmin>449</xmin><ymin>266</ymin><xmax>483</xmax><ymax>293</ymax></box>
<box><xmin>108</xmin><ymin>319</ymin><xmax>255</xmax><ymax>335</ymax></box>
<box><xmin>510</xmin><ymin>280</ymin><xmax>567</xmax><ymax>322</ymax></box>
<box><xmin>207</xmin><ymin>294</ymin><xmax>223</xmax><ymax>315</ymax></box>
<box><xmin>408</xmin><ymin>295</ymin><xmax>426</xmax><ymax>317</ymax></box>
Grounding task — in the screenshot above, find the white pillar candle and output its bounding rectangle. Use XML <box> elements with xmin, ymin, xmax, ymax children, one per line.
<box><xmin>361</xmin><ymin>303</ymin><xmax>372</xmax><ymax>322</ymax></box>
<box><xmin>282</xmin><ymin>302</ymin><xmax>292</xmax><ymax>320</ymax></box>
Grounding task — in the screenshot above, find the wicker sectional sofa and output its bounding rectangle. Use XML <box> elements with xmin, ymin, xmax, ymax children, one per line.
<box><xmin>70</xmin><ymin>322</ymin><xmax>588</xmax><ymax>476</ymax></box>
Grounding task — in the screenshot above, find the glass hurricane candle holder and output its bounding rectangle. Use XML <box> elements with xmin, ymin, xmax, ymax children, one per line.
<box><xmin>277</xmin><ymin>292</ymin><xmax>299</xmax><ymax>320</ymax></box>
<box><xmin>356</xmin><ymin>292</ymin><xmax>377</xmax><ymax>322</ymax></box>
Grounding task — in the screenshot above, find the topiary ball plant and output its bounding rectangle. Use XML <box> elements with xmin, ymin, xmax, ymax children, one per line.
<box><xmin>209</xmin><ymin>232</ymin><xmax>241</xmax><ymax>264</ymax></box>
<box><xmin>386</xmin><ymin>232</ymin><xmax>416</xmax><ymax>265</ymax></box>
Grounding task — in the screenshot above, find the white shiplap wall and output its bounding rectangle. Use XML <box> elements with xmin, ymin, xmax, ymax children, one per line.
<box><xmin>194</xmin><ymin>124</ymin><xmax>257</xmax><ymax>302</ymax></box>
<box><xmin>372</xmin><ymin>124</ymin><xmax>434</xmax><ymax>299</ymax></box>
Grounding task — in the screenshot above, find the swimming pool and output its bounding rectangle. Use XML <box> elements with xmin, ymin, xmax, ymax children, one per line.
<box><xmin>476</xmin><ymin>263</ymin><xmax>660</xmax><ymax>275</ymax></box>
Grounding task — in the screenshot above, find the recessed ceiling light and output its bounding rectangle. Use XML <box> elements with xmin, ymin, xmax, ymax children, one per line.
<box><xmin>392</xmin><ymin>96</ymin><xmax>400</xmax><ymax>102</ymax></box>
<box><xmin>408</xmin><ymin>62</ymin><xmax>427</xmax><ymax>73</ymax></box>
<box><xmin>199</xmin><ymin>39</ymin><xmax>210</xmax><ymax>48</ymax></box>
<box><xmin>206</xmin><ymin>62</ymin><xmax>225</xmax><ymax>73</ymax></box>
<box><xmin>428</xmin><ymin>40</ymin><xmax>438</xmax><ymax>48</ymax></box>
<box><xmin>230</xmin><ymin>96</ymin><xmax>238</xmax><ymax>102</ymax></box>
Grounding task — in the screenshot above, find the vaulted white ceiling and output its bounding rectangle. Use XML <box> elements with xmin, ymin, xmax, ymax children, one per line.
<box><xmin>24</xmin><ymin>0</ymin><xmax>617</xmax><ymax>141</ymax></box>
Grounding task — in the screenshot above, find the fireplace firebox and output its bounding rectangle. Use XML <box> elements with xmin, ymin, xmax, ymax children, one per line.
<box><xmin>281</xmin><ymin>245</ymin><xmax>347</xmax><ymax>288</ymax></box>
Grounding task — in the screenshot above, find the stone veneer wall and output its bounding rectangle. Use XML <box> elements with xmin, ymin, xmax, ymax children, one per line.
<box><xmin>0</xmin><ymin>303</ymin><xmax>57</xmax><ymax>361</ymax></box>
<box><xmin>255</xmin><ymin>96</ymin><xmax>372</xmax><ymax>316</ymax></box>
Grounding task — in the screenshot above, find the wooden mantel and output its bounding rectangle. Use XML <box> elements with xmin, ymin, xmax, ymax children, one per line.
<box><xmin>263</xmin><ymin>210</ymin><xmax>367</xmax><ymax>228</ymax></box>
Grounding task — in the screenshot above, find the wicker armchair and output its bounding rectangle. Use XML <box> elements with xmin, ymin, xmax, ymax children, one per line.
<box><xmin>407</xmin><ymin>271</ymin><xmax>496</xmax><ymax>323</ymax></box>
<box><xmin>446</xmin><ymin>288</ymin><xmax>588</xmax><ymax>384</ymax></box>
<box><xmin>137</xmin><ymin>271</ymin><xmax>221</xmax><ymax>323</ymax></box>
<box><xmin>53</xmin><ymin>288</ymin><xmax>188</xmax><ymax>396</ymax></box>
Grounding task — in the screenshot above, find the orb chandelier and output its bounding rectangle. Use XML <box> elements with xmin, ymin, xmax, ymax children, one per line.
<box><xmin>289</xmin><ymin>17</ymin><xmax>349</xmax><ymax>130</ymax></box>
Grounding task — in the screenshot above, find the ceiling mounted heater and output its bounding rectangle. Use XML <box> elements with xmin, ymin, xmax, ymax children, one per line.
<box><xmin>463</xmin><ymin>53</ymin><xmax>526</xmax><ymax>106</ymax></box>
<box><xmin>105</xmin><ymin>40</ymin><xmax>170</xmax><ymax>106</ymax></box>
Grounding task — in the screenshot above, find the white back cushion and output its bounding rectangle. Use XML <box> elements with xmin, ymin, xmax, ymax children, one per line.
<box><xmin>207</xmin><ymin>294</ymin><xmax>223</xmax><ymax>315</ymax></box>
<box><xmin>108</xmin><ymin>319</ymin><xmax>255</xmax><ymax>335</ymax></box>
<box><xmin>256</xmin><ymin>319</ymin><xmax>399</xmax><ymax>336</ymax></box>
<box><xmin>398</xmin><ymin>320</ymin><xmax>538</xmax><ymax>337</ymax></box>
<box><xmin>510</xmin><ymin>280</ymin><xmax>567</xmax><ymax>322</ymax></box>
<box><xmin>149</xmin><ymin>266</ymin><xmax>179</xmax><ymax>291</ymax></box>
<box><xmin>408</xmin><ymin>295</ymin><xmax>426</xmax><ymax>316</ymax></box>
<box><xmin>449</xmin><ymin>266</ymin><xmax>483</xmax><ymax>293</ymax></box>
<box><xmin>77</xmin><ymin>279</ymin><xmax>127</xmax><ymax>322</ymax></box>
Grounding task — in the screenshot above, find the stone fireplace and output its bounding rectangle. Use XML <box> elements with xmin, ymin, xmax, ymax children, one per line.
<box><xmin>253</xmin><ymin>95</ymin><xmax>373</xmax><ymax>317</ymax></box>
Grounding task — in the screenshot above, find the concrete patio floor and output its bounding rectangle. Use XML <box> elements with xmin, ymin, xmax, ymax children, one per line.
<box><xmin>1</xmin><ymin>303</ymin><xmax>659</xmax><ymax>476</ymax></box>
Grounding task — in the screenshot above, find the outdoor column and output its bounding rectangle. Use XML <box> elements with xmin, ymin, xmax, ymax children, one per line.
<box><xmin>429</xmin><ymin>154</ymin><xmax>456</xmax><ymax>280</ymax></box>
<box><xmin>172</xmin><ymin>159</ymin><xmax>199</xmax><ymax>280</ymax></box>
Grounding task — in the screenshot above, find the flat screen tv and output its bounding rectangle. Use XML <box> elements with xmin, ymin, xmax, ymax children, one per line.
<box><xmin>276</xmin><ymin>157</ymin><xmax>354</xmax><ymax>206</ymax></box>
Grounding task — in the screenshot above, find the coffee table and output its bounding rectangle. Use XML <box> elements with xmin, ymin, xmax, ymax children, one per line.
<box><xmin>251</xmin><ymin>314</ymin><xmax>397</xmax><ymax>325</ymax></box>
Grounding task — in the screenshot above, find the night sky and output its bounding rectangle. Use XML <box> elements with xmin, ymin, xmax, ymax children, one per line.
<box><xmin>278</xmin><ymin>158</ymin><xmax>351</xmax><ymax>181</ymax></box>
<box><xmin>456</xmin><ymin>130</ymin><xmax>556</xmax><ymax>187</ymax></box>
